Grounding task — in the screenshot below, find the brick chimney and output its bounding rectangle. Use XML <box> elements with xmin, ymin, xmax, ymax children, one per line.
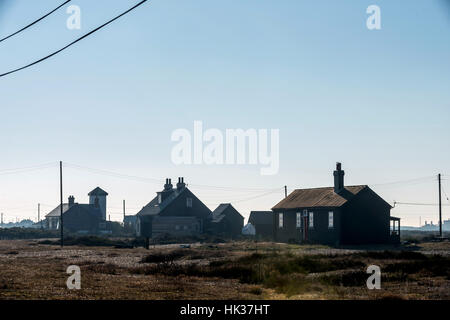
<box><xmin>333</xmin><ymin>162</ymin><xmax>345</xmax><ymax>193</ymax></box>
<box><xmin>176</xmin><ymin>177</ymin><xmax>186</xmax><ymax>190</ymax></box>
<box><xmin>159</xmin><ymin>178</ymin><xmax>174</xmax><ymax>203</ymax></box>
<box><xmin>163</xmin><ymin>178</ymin><xmax>173</xmax><ymax>191</ymax></box>
<box><xmin>68</xmin><ymin>195</ymin><xmax>75</xmax><ymax>207</ymax></box>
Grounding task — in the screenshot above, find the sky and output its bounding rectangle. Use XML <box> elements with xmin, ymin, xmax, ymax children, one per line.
<box><xmin>0</xmin><ymin>0</ymin><xmax>449</xmax><ymax>226</ymax></box>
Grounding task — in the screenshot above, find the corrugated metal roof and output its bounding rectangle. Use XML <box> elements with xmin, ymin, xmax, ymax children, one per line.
<box><xmin>272</xmin><ymin>185</ymin><xmax>367</xmax><ymax>210</ymax></box>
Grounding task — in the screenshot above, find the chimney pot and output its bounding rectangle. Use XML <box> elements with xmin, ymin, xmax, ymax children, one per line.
<box><xmin>68</xmin><ymin>195</ymin><xmax>75</xmax><ymax>207</ymax></box>
<box><xmin>333</xmin><ymin>163</ymin><xmax>345</xmax><ymax>193</ymax></box>
<box><xmin>177</xmin><ymin>177</ymin><xmax>186</xmax><ymax>190</ymax></box>
<box><xmin>164</xmin><ymin>178</ymin><xmax>173</xmax><ymax>191</ymax></box>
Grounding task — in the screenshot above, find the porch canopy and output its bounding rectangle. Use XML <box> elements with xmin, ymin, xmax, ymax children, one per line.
<box><xmin>390</xmin><ymin>216</ymin><xmax>401</xmax><ymax>236</ymax></box>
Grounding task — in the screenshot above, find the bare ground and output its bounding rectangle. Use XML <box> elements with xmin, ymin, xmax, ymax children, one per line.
<box><xmin>0</xmin><ymin>239</ymin><xmax>449</xmax><ymax>300</ymax></box>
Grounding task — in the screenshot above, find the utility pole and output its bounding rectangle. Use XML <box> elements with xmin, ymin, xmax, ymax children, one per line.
<box><xmin>37</xmin><ymin>203</ymin><xmax>40</xmax><ymax>223</ymax></box>
<box><xmin>60</xmin><ymin>161</ymin><xmax>64</xmax><ymax>248</ymax></box>
<box><xmin>123</xmin><ymin>199</ymin><xmax>126</xmax><ymax>222</ymax></box>
<box><xmin>284</xmin><ymin>185</ymin><xmax>287</xmax><ymax>198</ymax></box>
<box><xmin>1</xmin><ymin>212</ymin><xmax>3</xmax><ymax>225</ymax></box>
<box><xmin>438</xmin><ymin>173</ymin><xmax>442</xmax><ymax>238</ymax></box>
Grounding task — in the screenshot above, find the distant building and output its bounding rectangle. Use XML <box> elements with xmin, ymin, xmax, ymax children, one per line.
<box><xmin>272</xmin><ymin>163</ymin><xmax>399</xmax><ymax>245</ymax></box>
<box><xmin>248</xmin><ymin>211</ymin><xmax>274</xmax><ymax>239</ymax></box>
<box><xmin>88</xmin><ymin>187</ymin><xmax>108</xmax><ymax>221</ymax></box>
<box><xmin>210</xmin><ymin>203</ymin><xmax>244</xmax><ymax>238</ymax></box>
<box><xmin>242</xmin><ymin>223</ymin><xmax>256</xmax><ymax>236</ymax></box>
<box><xmin>444</xmin><ymin>219</ymin><xmax>450</xmax><ymax>231</ymax></box>
<box><xmin>44</xmin><ymin>187</ymin><xmax>108</xmax><ymax>233</ymax></box>
<box><xmin>136</xmin><ymin>178</ymin><xmax>212</xmax><ymax>239</ymax></box>
<box><xmin>123</xmin><ymin>215</ymin><xmax>137</xmax><ymax>229</ymax></box>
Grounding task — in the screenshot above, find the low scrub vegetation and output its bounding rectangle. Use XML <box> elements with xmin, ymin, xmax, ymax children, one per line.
<box><xmin>38</xmin><ymin>236</ymin><xmax>143</xmax><ymax>248</ymax></box>
<box><xmin>129</xmin><ymin>249</ymin><xmax>450</xmax><ymax>297</ymax></box>
<box><xmin>0</xmin><ymin>228</ymin><xmax>59</xmax><ymax>240</ymax></box>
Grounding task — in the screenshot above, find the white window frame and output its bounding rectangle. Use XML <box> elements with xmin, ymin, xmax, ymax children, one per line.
<box><xmin>328</xmin><ymin>211</ymin><xmax>334</xmax><ymax>229</ymax></box>
<box><xmin>296</xmin><ymin>212</ymin><xmax>301</xmax><ymax>228</ymax></box>
<box><xmin>186</xmin><ymin>197</ymin><xmax>192</xmax><ymax>208</ymax></box>
<box><xmin>309</xmin><ymin>212</ymin><xmax>314</xmax><ymax>229</ymax></box>
<box><xmin>279</xmin><ymin>213</ymin><xmax>284</xmax><ymax>228</ymax></box>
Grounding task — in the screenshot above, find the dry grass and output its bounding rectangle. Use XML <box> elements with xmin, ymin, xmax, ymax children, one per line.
<box><xmin>0</xmin><ymin>239</ymin><xmax>449</xmax><ymax>300</ymax></box>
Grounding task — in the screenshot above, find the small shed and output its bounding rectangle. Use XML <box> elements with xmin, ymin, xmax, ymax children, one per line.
<box><xmin>248</xmin><ymin>211</ymin><xmax>274</xmax><ymax>240</ymax></box>
<box><xmin>210</xmin><ymin>203</ymin><xmax>244</xmax><ymax>238</ymax></box>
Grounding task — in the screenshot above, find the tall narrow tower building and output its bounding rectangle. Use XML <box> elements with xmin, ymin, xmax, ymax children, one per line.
<box><xmin>88</xmin><ymin>187</ymin><xmax>108</xmax><ymax>221</ymax></box>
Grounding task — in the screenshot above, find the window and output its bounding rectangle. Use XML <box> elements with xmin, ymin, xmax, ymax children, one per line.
<box><xmin>309</xmin><ymin>212</ymin><xmax>314</xmax><ymax>228</ymax></box>
<box><xmin>279</xmin><ymin>213</ymin><xmax>283</xmax><ymax>228</ymax></box>
<box><xmin>328</xmin><ymin>211</ymin><xmax>334</xmax><ymax>228</ymax></box>
<box><xmin>186</xmin><ymin>197</ymin><xmax>192</xmax><ymax>208</ymax></box>
<box><xmin>158</xmin><ymin>194</ymin><xmax>162</xmax><ymax>204</ymax></box>
<box><xmin>296</xmin><ymin>212</ymin><xmax>301</xmax><ymax>228</ymax></box>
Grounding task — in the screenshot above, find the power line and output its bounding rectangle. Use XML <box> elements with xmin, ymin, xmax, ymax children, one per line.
<box><xmin>0</xmin><ymin>0</ymin><xmax>71</xmax><ymax>43</ymax></box>
<box><xmin>441</xmin><ymin>184</ymin><xmax>450</xmax><ymax>204</ymax></box>
<box><xmin>65</xmin><ymin>162</ymin><xmax>161</xmax><ymax>184</ymax></box>
<box><xmin>0</xmin><ymin>0</ymin><xmax>148</xmax><ymax>78</ymax></box>
<box><xmin>0</xmin><ymin>162</ymin><xmax>57</xmax><ymax>175</ymax></box>
<box><xmin>0</xmin><ymin>162</ymin><xmax>57</xmax><ymax>172</ymax></box>
<box><xmin>394</xmin><ymin>201</ymin><xmax>450</xmax><ymax>207</ymax></box>
<box><xmin>232</xmin><ymin>189</ymin><xmax>282</xmax><ymax>204</ymax></box>
<box><xmin>369</xmin><ymin>175</ymin><xmax>436</xmax><ymax>187</ymax></box>
<box><xmin>65</xmin><ymin>162</ymin><xmax>279</xmax><ymax>192</ymax></box>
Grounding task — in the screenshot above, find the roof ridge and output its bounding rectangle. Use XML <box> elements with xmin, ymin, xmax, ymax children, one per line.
<box><xmin>272</xmin><ymin>185</ymin><xmax>368</xmax><ymax>210</ymax></box>
<box><xmin>292</xmin><ymin>184</ymin><xmax>367</xmax><ymax>191</ymax></box>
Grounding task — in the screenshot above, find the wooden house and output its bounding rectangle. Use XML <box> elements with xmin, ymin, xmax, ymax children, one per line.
<box><xmin>272</xmin><ymin>163</ymin><xmax>400</xmax><ymax>245</ymax></box>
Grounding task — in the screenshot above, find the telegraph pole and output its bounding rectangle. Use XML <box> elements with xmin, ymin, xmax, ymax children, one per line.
<box><xmin>37</xmin><ymin>203</ymin><xmax>40</xmax><ymax>224</ymax></box>
<box><xmin>438</xmin><ymin>173</ymin><xmax>442</xmax><ymax>238</ymax></box>
<box><xmin>1</xmin><ymin>212</ymin><xmax>3</xmax><ymax>225</ymax></box>
<box><xmin>60</xmin><ymin>161</ymin><xmax>64</xmax><ymax>248</ymax></box>
<box><xmin>123</xmin><ymin>199</ymin><xmax>126</xmax><ymax>222</ymax></box>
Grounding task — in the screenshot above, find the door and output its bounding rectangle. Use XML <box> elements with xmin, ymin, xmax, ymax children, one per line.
<box><xmin>301</xmin><ymin>210</ymin><xmax>308</xmax><ymax>241</ymax></box>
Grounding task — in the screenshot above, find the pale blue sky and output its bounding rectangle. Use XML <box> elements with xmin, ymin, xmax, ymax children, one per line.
<box><xmin>0</xmin><ymin>0</ymin><xmax>449</xmax><ymax>226</ymax></box>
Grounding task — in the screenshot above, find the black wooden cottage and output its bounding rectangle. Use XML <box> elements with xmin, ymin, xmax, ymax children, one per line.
<box><xmin>136</xmin><ymin>178</ymin><xmax>212</xmax><ymax>239</ymax></box>
<box><xmin>210</xmin><ymin>203</ymin><xmax>244</xmax><ymax>238</ymax></box>
<box><xmin>272</xmin><ymin>163</ymin><xmax>400</xmax><ymax>245</ymax></box>
<box><xmin>45</xmin><ymin>189</ymin><xmax>108</xmax><ymax>234</ymax></box>
<box><xmin>248</xmin><ymin>211</ymin><xmax>274</xmax><ymax>239</ymax></box>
